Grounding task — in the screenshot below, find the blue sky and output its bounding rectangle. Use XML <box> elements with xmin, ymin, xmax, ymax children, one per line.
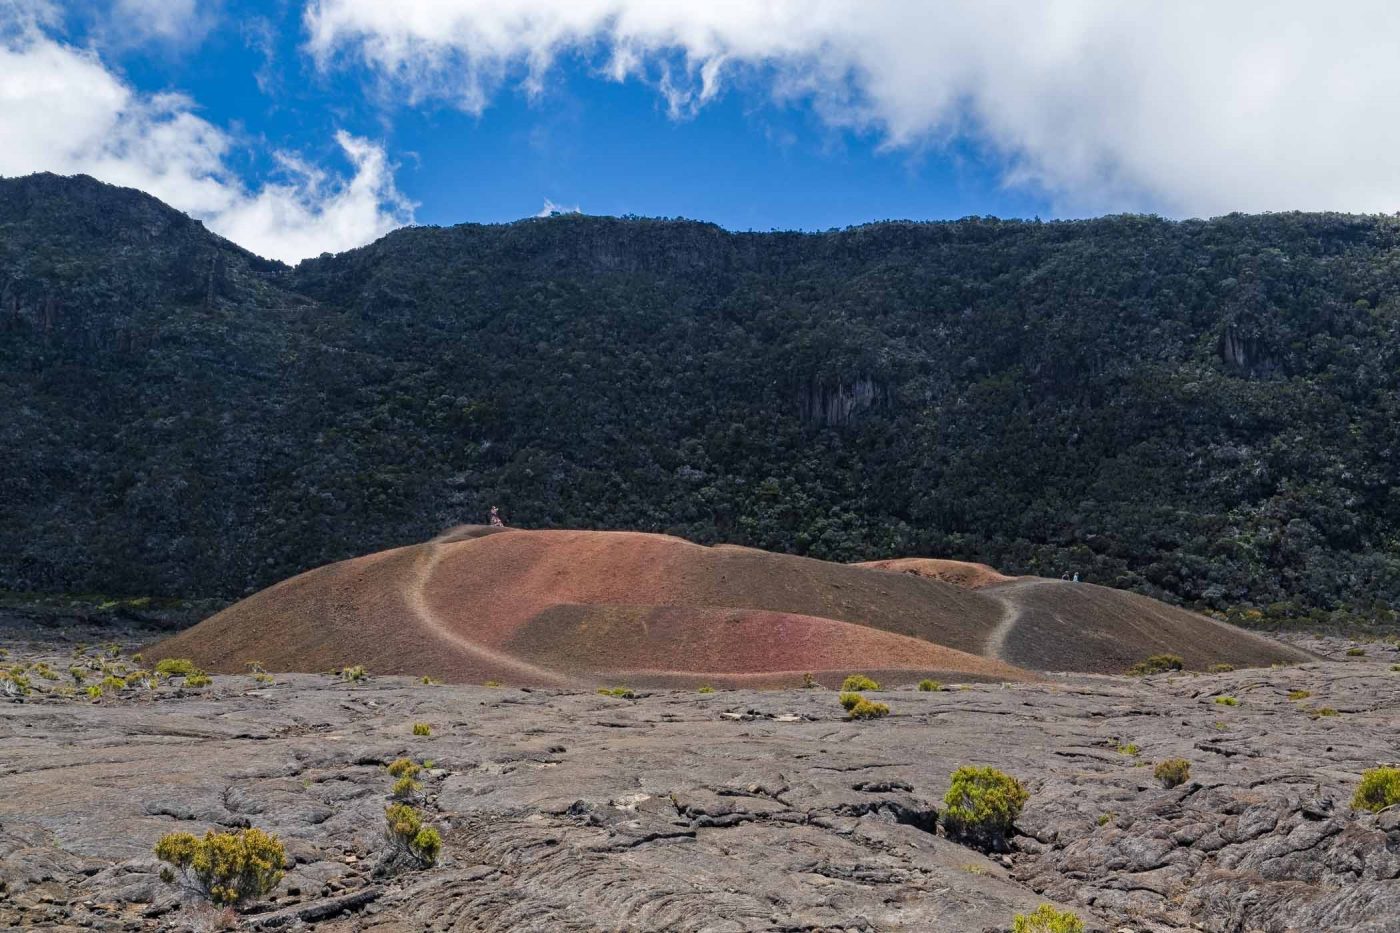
<box><xmin>4</xmin><ymin>2</ymin><xmax>1398</xmax><ymax>261</ymax></box>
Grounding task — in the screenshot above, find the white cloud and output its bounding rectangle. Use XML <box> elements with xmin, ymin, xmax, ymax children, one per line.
<box><xmin>0</xmin><ymin>19</ymin><xmax>412</xmax><ymax>262</ymax></box>
<box><xmin>305</xmin><ymin>0</ymin><xmax>1400</xmax><ymax>216</ymax></box>
<box><xmin>536</xmin><ymin>197</ymin><xmax>580</xmax><ymax>217</ymax></box>
<box><xmin>110</xmin><ymin>0</ymin><xmax>206</xmax><ymax>45</ymax></box>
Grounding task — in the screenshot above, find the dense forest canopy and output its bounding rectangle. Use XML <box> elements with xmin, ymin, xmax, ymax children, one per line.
<box><xmin>4</xmin><ymin>172</ymin><xmax>1400</xmax><ymax>629</ymax></box>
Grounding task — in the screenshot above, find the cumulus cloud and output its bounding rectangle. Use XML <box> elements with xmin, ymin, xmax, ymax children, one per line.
<box><xmin>0</xmin><ymin>17</ymin><xmax>412</xmax><ymax>262</ymax></box>
<box><xmin>306</xmin><ymin>0</ymin><xmax>1400</xmax><ymax>216</ymax></box>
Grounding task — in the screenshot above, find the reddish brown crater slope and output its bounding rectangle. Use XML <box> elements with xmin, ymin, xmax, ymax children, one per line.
<box><xmin>147</xmin><ymin>529</ymin><xmax>1311</xmax><ymax>685</ymax></box>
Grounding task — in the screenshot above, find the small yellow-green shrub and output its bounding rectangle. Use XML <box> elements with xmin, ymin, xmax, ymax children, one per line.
<box><xmin>384</xmin><ymin>803</ymin><xmax>442</xmax><ymax>868</ymax></box>
<box><xmin>918</xmin><ymin>679</ymin><xmax>941</xmax><ymax>692</ymax></box>
<box><xmin>1209</xmin><ymin>663</ymin><xmax>1235</xmax><ymax>673</ymax></box>
<box><xmin>1116</xmin><ymin>743</ymin><xmax>1141</xmax><ymax>757</ymax></box>
<box><xmin>838</xmin><ymin>692</ymin><xmax>863</xmax><ymax>712</ymax></box>
<box><xmin>412</xmin><ymin>722</ymin><xmax>432</xmax><ymax>736</ymax></box>
<box><xmin>387</xmin><ymin>758</ymin><xmax>421</xmax><ymax>778</ymax></box>
<box><xmin>697</xmin><ymin>684</ymin><xmax>714</xmax><ymax>693</ymax></box>
<box><xmin>1287</xmin><ymin>689</ymin><xmax>1311</xmax><ymax>700</ymax></box>
<box><xmin>1351</xmin><ymin>767</ymin><xmax>1400</xmax><ymax>812</ymax></box>
<box><xmin>597</xmin><ymin>686</ymin><xmax>635</xmax><ymax>698</ymax></box>
<box><xmin>154</xmin><ymin>828</ymin><xmax>285</xmax><ymax>906</ymax></box>
<box><xmin>391</xmin><ymin>775</ymin><xmax>420</xmax><ymax>799</ymax></box>
<box><xmin>841</xmin><ymin>674</ymin><xmax>880</xmax><ymax>692</ymax></box>
<box><xmin>340</xmin><ymin>665</ymin><xmax>368</xmax><ymax>682</ymax></box>
<box><xmin>1154</xmin><ymin>758</ymin><xmax>1191</xmax><ymax>789</ymax></box>
<box><xmin>847</xmin><ymin>698</ymin><xmax>890</xmax><ymax>720</ymax></box>
<box><xmin>1012</xmin><ymin>904</ymin><xmax>1085</xmax><ymax>933</ymax></box>
<box><xmin>185</xmin><ymin>672</ymin><xmax>212</xmax><ymax>688</ymax></box>
<box><xmin>942</xmin><ymin>766</ymin><xmax>1029</xmax><ymax>847</ymax></box>
<box><xmin>1345</xmin><ymin>647</ymin><xmax>1366</xmax><ymax>657</ymax></box>
<box><xmin>1215</xmin><ymin>695</ymin><xmax>1239</xmax><ymax>706</ymax></box>
<box><xmin>155</xmin><ymin>658</ymin><xmax>198</xmax><ymax>677</ymax></box>
<box><xmin>1129</xmin><ymin>654</ymin><xmax>1183</xmax><ymax>676</ymax></box>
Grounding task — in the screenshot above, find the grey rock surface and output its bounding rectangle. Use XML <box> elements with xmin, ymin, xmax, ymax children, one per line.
<box><xmin>1</xmin><ymin>626</ymin><xmax>1397</xmax><ymax>932</ymax></box>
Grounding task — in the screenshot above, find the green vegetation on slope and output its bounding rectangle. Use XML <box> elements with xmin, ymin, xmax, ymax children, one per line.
<box><xmin>5</xmin><ymin>172</ymin><xmax>1400</xmax><ymax>630</ymax></box>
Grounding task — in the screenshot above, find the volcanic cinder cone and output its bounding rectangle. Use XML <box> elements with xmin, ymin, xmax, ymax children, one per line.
<box><xmin>147</xmin><ymin>528</ymin><xmax>1313</xmax><ymax>686</ymax></box>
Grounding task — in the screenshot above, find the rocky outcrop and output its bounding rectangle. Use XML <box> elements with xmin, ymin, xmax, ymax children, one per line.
<box><xmin>799</xmin><ymin>377</ymin><xmax>889</xmax><ymax>426</ymax></box>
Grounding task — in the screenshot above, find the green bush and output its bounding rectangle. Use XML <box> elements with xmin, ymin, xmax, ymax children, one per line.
<box><xmin>847</xmin><ymin>698</ymin><xmax>890</xmax><ymax>720</ymax></box>
<box><xmin>697</xmin><ymin>684</ymin><xmax>714</xmax><ymax>693</ymax></box>
<box><xmin>841</xmin><ymin>674</ymin><xmax>879</xmax><ymax>691</ymax></box>
<box><xmin>838</xmin><ymin>692</ymin><xmax>863</xmax><ymax>712</ymax></box>
<box><xmin>391</xmin><ymin>775</ymin><xmax>420</xmax><ymax>799</ymax></box>
<box><xmin>1012</xmin><ymin>904</ymin><xmax>1085</xmax><ymax>933</ymax></box>
<box><xmin>340</xmin><ymin>665</ymin><xmax>368</xmax><ymax>682</ymax></box>
<box><xmin>1154</xmin><ymin>758</ymin><xmax>1191</xmax><ymax>788</ymax></box>
<box><xmin>185</xmin><ymin>672</ymin><xmax>212</xmax><ymax>688</ymax></box>
<box><xmin>596</xmin><ymin>686</ymin><xmax>636</xmax><ymax>698</ymax></box>
<box><xmin>1287</xmin><ymin>689</ymin><xmax>1312</xmax><ymax>700</ymax></box>
<box><xmin>1209</xmin><ymin>663</ymin><xmax>1235</xmax><ymax>673</ymax></box>
<box><xmin>155</xmin><ymin>658</ymin><xmax>197</xmax><ymax>677</ymax></box>
<box><xmin>154</xmin><ymin>828</ymin><xmax>285</xmax><ymax>906</ymax></box>
<box><xmin>918</xmin><ymin>679</ymin><xmax>941</xmax><ymax>692</ymax></box>
<box><xmin>1346</xmin><ymin>647</ymin><xmax>1366</xmax><ymax>656</ymax></box>
<box><xmin>1116</xmin><ymin>743</ymin><xmax>1141</xmax><ymax>757</ymax></box>
<box><xmin>387</xmin><ymin>758</ymin><xmax>420</xmax><ymax>778</ymax></box>
<box><xmin>1215</xmin><ymin>695</ymin><xmax>1239</xmax><ymax>706</ymax></box>
<box><xmin>1129</xmin><ymin>654</ymin><xmax>1184</xmax><ymax>676</ymax></box>
<box><xmin>100</xmin><ymin>675</ymin><xmax>126</xmax><ymax>693</ymax></box>
<box><xmin>942</xmin><ymin>766</ymin><xmax>1029</xmax><ymax>847</ymax></box>
<box><xmin>384</xmin><ymin>803</ymin><xmax>441</xmax><ymax>868</ymax></box>
<box><xmin>1351</xmin><ymin>767</ymin><xmax>1400</xmax><ymax>812</ymax></box>
<box><xmin>1311</xmin><ymin>706</ymin><xmax>1339</xmax><ymax>718</ymax></box>
<box><xmin>411</xmin><ymin>722</ymin><xmax>432</xmax><ymax>736</ymax></box>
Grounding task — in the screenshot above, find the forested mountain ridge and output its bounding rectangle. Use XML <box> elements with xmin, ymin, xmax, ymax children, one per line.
<box><xmin>5</xmin><ymin>172</ymin><xmax>1400</xmax><ymax>629</ymax></box>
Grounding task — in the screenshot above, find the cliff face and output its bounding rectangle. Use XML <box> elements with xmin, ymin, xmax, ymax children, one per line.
<box><xmin>4</xmin><ymin>172</ymin><xmax>1400</xmax><ymax>627</ymax></box>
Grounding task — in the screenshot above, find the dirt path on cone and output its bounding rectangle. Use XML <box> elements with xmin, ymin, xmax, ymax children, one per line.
<box><xmin>404</xmin><ymin>541</ymin><xmax>581</xmax><ymax>688</ymax></box>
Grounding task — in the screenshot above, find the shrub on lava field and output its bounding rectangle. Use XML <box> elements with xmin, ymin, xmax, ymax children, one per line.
<box><xmin>1391</xmin><ymin>664</ymin><xmax>1400</xmax><ymax>672</ymax></box>
<box><xmin>1215</xmin><ymin>695</ymin><xmax>1239</xmax><ymax>706</ymax></box>
<box><xmin>340</xmin><ymin>665</ymin><xmax>368</xmax><ymax>682</ymax></box>
<box><xmin>697</xmin><ymin>684</ymin><xmax>715</xmax><ymax>693</ymax></box>
<box><xmin>942</xmin><ymin>766</ymin><xmax>1029</xmax><ymax>847</ymax></box>
<box><xmin>1209</xmin><ymin>663</ymin><xmax>1235</xmax><ymax>673</ymax></box>
<box><xmin>838</xmin><ymin>692</ymin><xmax>863</xmax><ymax>712</ymax></box>
<box><xmin>384</xmin><ymin>804</ymin><xmax>442</xmax><ymax>868</ymax></box>
<box><xmin>483</xmin><ymin>680</ymin><xmax>503</xmax><ymax>688</ymax></box>
<box><xmin>847</xmin><ymin>698</ymin><xmax>890</xmax><ymax>720</ymax></box>
<box><xmin>1012</xmin><ymin>904</ymin><xmax>1085</xmax><ymax>933</ymax></box>
<box><xmin>1346</xmin><ymin>647</ymin><xmax>1366</xmax><ymax>656</ymax></box>
<box><xmin>1287</xmin><ymin>690</ymin><xmax>1312</xmax><ymax>700</ymax></box>
<box><xmin>802</xmin><ymin>672</ymin><xmax>817</xmax><ymax>689</ymax></box>
<box><xmin>1311</xmin><ymin>706</ymin><xmax>1339</xmax><ymax>718</ymax></box>
<box><xmin>596</xmin><ymin>687</ymin><xmax>635</xmax><ymax>698</ymax></box>
<box><xmin>1351</xmin><ymin>767</ymin><xmax>1400</xmax><ymax>812</ymax></box>
<box><xmin>185</xmin><ymin>672</ymin><xmax>212</xmax><ymax>688</ymax></box>
<box><xmin>155</xmin><ymin>658</ymin><xmax>198</xmax><ymax>678</ymax></box>
<box><xmin>85</xmin><ymin>684</ymin><xmax>103</xmax><ymax>699</ymax></box>
<box><xmin>1154</xmin><ymin>758</ymin><xmax>1191</xmax><ymax>789</ymax></box>
<box><xmin>1129</xmin><ymin>655</ymin><xmax>1184</xmax><ymax>676</ymax></box>
<box><xmin>154</xmin><ymin>828</ymin><xmax>285</xmax><ymax>907</ymax></box>
<box><xmin>412</xmin><ymin>722</ymin><xmax>432</xmax><ymax>736</ymax></box>
<box><xmin>32</xmin><ymin>663</ymin><xmax>59</xmax><ymax>681</ymax></box>
<box><xmin>841</xmin><ymin>674</ymin><xmax>879</xmax><ymax>691</ymax></box>
<box><xmin>391</xmin><ymin>776</ymin><xmax>420</xmax><ymax>799</ymax></box>
<box><xmin>918</xmin><ymin>679</ymin><xmax>941</xmax><ymax>692</ymax></box>
<box><xmin>1116</xmin><ymin>743</ymin><xmax>1141</xmax><ymax>757</ymax></box>
<box><xmin>0</xmin><ymin>670</ymin><xmax>32</xmax><ymax>697</ymax></box>
<box><xmin>387</xmin><ymin>758</ymin><xmax>421</xmax><ymax>779</ymax></box>
<box><xmin>100</xmin><ymin>675</ymin><xmax>127</xmax><ymax>693</ymax></box>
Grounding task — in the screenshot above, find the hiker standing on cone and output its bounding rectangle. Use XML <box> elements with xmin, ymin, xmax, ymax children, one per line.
<box><xmin>489</xmin><ymin>505</ymin><xmax>505</xmax><ymax>527</ymax></box>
